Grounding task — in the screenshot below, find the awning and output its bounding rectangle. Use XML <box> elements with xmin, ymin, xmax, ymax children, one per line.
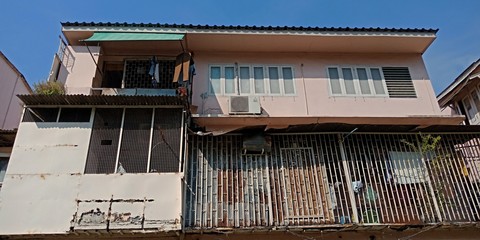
<box><xmin>83</xmin><ymin>32</ymin><xmax>185</xmax><ymax>42</ymax></box>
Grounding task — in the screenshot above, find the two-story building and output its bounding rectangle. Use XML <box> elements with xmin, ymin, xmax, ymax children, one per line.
<box><xmin>0</xmin><ymin>22</ymin><xmax>479</xmax><ymax>239</ymax></box>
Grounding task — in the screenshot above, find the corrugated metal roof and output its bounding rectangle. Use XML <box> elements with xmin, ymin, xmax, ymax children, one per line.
<box><xmin>17</xmin><ymin>94</ymin><xmax>186</xmax><ymax>106</ymax></box>
<box><xmin>61</xmin><ymin>22</ymin><xmax>438</xmax><ymax>34</ymax></box>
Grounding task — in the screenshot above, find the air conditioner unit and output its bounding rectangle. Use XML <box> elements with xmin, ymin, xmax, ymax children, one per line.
<box><xmin>229</xmin><ymin>96</ymin><xmax>261</xmax><ymax>114</ymax></box>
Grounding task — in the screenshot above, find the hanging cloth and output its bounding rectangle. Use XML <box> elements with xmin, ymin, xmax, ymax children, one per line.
<box><xmin>149</xmin><ymin>56</ymin><xmax>156</xmax><ymax>76</ymax></box>
<box><xmin>154</xmin><ymin>63</ymin><xmax>160</xmax><ymax>83</ymax></box>
<box><xmin>173</xmin><ymin>52</ymin><xmax>191</xmax><ymax>82</ymax></box>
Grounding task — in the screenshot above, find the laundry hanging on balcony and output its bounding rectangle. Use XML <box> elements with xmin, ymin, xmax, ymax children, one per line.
<box><xmin>149</xmin><ymin>56</ymin><xmax>160</xmax><ymax>87</ymax></box>
<box><xmin>173</xmin><ymin>52</ymin><xmax>192</xmax><ymax>83</ymax></box>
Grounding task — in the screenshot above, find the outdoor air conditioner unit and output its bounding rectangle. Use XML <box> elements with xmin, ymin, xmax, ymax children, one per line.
<box><xmin>229</xmin><ymin>96</ymin><xmax>261</xmax><ymax>114</ymax></box>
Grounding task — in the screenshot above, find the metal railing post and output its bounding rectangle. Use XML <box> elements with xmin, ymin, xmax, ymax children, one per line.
<box><xmin>337</xmin><ymin>134</ymin><xmax>359</xmax><ymax>223</ymax></box>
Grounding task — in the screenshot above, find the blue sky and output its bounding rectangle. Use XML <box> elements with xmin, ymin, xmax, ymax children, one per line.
<box><xmin>1</xmin><ymin>0</ymin><xmax>479</xmax><ymax>94</ymax></box>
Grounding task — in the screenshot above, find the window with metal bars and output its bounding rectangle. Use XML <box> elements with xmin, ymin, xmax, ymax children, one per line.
<box><xmin>85</xmin><ymin>108</ymin><xmax>183</xmax><ymax>174</ymax></box>
<box><xmin>123</xmin><ymin>59</ymin><xmax>177</xmax><ymax>89</ymax></box>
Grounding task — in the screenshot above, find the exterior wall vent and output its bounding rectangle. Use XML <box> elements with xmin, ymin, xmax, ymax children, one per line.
<box><xmin>229</xmin><ymin>96</ymin><xmax>261</xmax><ymax>114</ymax></box>
<box><xmin>382</xmin><ymin>67</ymin><xmax>417</xmax><ymax>98</ymax></box>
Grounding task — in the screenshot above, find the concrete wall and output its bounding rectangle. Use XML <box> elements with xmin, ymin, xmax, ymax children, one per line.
<box><xmin>0</xmin><ymin>117</ymin><xmax>182</xmax><ymax>235</ymax></box>
<box><xmin>62</xmin><ymin>46</ymin><xmax>100</xmax><ymax>95</ymax></box>
<box><xmin>192</xmin><ymin>52</ymin><xmax>441</xmax><ymax>118</ymax></box>
<box><xmin>0</xmin><ymin>55</ymin><xmax>30</xmax><ymax>130</ymax></box>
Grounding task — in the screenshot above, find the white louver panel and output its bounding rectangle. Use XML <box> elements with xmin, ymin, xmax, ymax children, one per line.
<box><xmin>382</xmin><ymin>67</ymin><xmax>416</xmax><ymax>98</ymax></box>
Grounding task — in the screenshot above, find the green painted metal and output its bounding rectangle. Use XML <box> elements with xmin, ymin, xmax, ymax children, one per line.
<box><xmin>83</xmin><ymin>32</ymin><xmax>184</xmax><ymax>41</ymax></box>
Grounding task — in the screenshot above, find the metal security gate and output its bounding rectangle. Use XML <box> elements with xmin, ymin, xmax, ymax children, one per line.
<box><xmin>185</xmin><ymin>133</ymin><xmax>480</xmax><ymax>229</ymax></box>
<box><xmin>279</xmin><ymin>148</ymin><xmax>331</xmax><ymax>225</ymax></box>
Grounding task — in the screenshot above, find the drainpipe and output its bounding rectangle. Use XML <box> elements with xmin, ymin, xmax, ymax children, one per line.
<box><xmin>301</xmin><ymin>63</ymin><xmax>309</xmax><ymax>115</ymax></box>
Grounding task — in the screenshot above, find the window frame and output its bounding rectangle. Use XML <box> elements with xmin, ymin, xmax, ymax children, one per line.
<box><xmin>0</xmin><ymin>155</ymin><xmax>9</xmax><ymax>186</ymax></box>
<box><xmin>463</xmin><ymin>95</ymin><xmax>478</xmax><ymax>123</ymax></box>
<box><xmin>327</xmin><ymin>66</ymin><xmax>388</xmax><ymax>97</ymax></box>
<box><xmin>23</xmin><ymin>107</ymin><xmax>93</xmax><ymax>123</ymax></box>
<box><xmin>208</xmin><ymin>64</ymin><xmax>296</xmax><ymax>96</ymax></box>
<box><xmin>84</xmin><ymin>107</ymin><xmax>184</xmax><ymax>174</ymax></box>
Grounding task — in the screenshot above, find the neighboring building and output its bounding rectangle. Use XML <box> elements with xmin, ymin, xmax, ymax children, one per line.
<box><xmin>0</xmin><ymin>51</ymin><xmax>31</xmax><ymax>130</ymax></box>
<box><xmin>438</xmin><ymin>59</ymin><xmax>480</xmax><ymax>125</ymax></box>
<box><xmin>0</xmin><ymin>22</ymin><xmax>479</xmax><ymax>239</ymax></box>
<box><xmin>0</xmin><ymin>51</ymin><xmax>32</xmax><ymax>188</ymax></box>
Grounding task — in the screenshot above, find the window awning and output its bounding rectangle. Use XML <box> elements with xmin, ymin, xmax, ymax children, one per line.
<box><xmin>83</xmin><ymin>32</ymin><xmax>185</xmax><ymax>42</ymax></box>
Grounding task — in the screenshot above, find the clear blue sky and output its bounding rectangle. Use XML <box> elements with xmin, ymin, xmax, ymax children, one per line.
<box><xmin>1</xmin><ymin>0</ymin><xmax>479</xmax><ymax>95</ymax></box>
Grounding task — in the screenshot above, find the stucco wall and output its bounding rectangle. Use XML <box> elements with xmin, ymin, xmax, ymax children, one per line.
<box><xmin>0</xmin><ymin>119</ymin><xmax>182</xmax><ymax>235</ymax></box>
<box><xmin>192</xmin><ymin>52</ymin><xmax>442</xmax><ymax>118</ymax></box>
<box><xmin>0</xmin><ymin>56</ymin><xmax>30</xmax><ymax>130</ymax></box>
<box><xmin>63</xmin><ymin>46</ymin><xmax>100</xmax><ymax>94</ymax></box>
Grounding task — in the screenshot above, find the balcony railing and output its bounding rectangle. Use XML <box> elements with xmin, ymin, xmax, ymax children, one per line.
<box><xmin>184</xmin><ymin>133</ymin><xmax>480</xmax><ymax>229</ymax></box>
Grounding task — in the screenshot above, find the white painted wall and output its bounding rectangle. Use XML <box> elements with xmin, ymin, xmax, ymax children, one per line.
<box><xmin>0</xmin><ymin>116</ymin><xmax>182</xmax><ymax>235</ymax></box>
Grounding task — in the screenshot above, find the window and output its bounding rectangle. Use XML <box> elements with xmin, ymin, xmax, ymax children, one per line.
<box><xmin>463</xmin><ymin>96</ymin><xmax>477</xmax><ymax>121</ymax></box>
<box><xmin>209</xmin><ymin>65</ymin><xmax>295</xmax><ymax>96</ymax></box>
<box><xmin>327</xmin><ymin>66</ymin><xmax>414</xmax><ymax>98</ymax></box>
<box><xmin>58</xmin><ymin>108</ymin><xmax>92</xmax><ymax>122</ymax></box>
<box><xmin>23</xmin><ymin>108</ymin><xmax>59</xmax><ymax>122</ymax></box>
<box><xmin>388</xmin><ymin>151</ymin><xmax>427</xmax><ymax>184</ymax></box>
<box><xmin>85</xmin><ymin>108</ymin><xmax>183</xmax><ymax>174</ymax></box>
<box><xmin>0</xmin><ymin>157</ymin><xmax>8</xmax><ymax>184</ymax></box>
<box><xmin>23</xmin><ymin>107</ymin><xmax>91</xmax><ymax>123</ymax></box>
<box><xmin>328</xmin><ymin>67</ymin><xmax>388</xmax><ymax>97</ymax></box>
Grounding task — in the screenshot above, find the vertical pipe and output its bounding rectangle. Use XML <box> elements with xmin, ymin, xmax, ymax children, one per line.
<box><xmin>265</xmin><ymin>154</ymin><xmax>274</xmax><ymax>226</ymax></box>
<box><xmin>146</xmin><ymin>108</ymin><xmax>155</xmax><ymax>173</ymax></box>
<box><xmin>114</xmin><ymin>108</ymin><xmax>126</xmax><ymax>173</ymax></box>
<box><xmin>337</xmin><ymin>134</ymin><xmax>359</xmax><ymax>223</ymax></box>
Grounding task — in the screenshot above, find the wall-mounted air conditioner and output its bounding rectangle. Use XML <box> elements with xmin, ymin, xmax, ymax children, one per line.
<box><xmin>229</xmin><ymin>96</ymin><xmax>261</xmax><ymax>114</ymax></box>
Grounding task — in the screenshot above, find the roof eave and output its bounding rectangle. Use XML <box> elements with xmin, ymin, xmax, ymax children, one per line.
<box><xmin>437</xmin><ymin>59</ymin><xmax>480</xmax><ymax>107</ymax></box>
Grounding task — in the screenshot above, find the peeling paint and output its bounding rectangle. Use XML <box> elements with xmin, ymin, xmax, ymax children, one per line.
<box><xmin>78</xmin><ymin>208</ymin><xmax>106</xmax><ymax>225</ymax></box>
<box><xmin>110</xmin><ymin>212</ymin><xmax>143</xmax><ymax>225</ymax></box>
<box><xmin>78</xmin><ymin>198</ymin><xmax>154</xmax><ymax>203</ymax></box>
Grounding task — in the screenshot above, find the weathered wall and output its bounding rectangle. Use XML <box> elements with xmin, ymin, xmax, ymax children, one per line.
<box><xmin>192</xmin><ymin>52</ymin><xmax>442</xmax><ymax>119</ymax></box>
<box><xmin>0</xmin><ymin>120</ymin><xmax>182</xmax><ymax>235</ymax></box>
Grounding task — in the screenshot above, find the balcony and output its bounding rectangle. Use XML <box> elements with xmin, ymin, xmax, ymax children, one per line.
<box><xmin>184</xmin><ymin>133</ymin><xmax>480</xmax><ymax>230</ymax></box>
<box><xmin>92</xmin><ymin>58</ymin><xmax>181</xmax><ymax>97</ymax></box>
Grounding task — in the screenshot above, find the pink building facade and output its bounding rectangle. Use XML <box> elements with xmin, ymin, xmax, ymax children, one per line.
<box><xmin>0</xmin><ymin>23</ymin><xmax>479</xmax><ymax>239</ymax></box>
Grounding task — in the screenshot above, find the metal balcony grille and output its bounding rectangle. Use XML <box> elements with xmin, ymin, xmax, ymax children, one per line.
<box><xmin>185</xmin><ymin>133</ymin><xmax>480</xmax><ymax>229</ymax></box>
<box><xmin>118</xmin><ymin>108</ymin><xmax>152</xmax><ymax>173</ymax></box>
<box><xmin>85</xmin><ymin>108</ymin><xmax>123</xmax><ymax>174</ymax></box>
<box><xmin>123</xmin><ymin>59</ymin><xmax>176</xmax><ymax>89</ymax></box>
<box><xmin>149</xmin><ymin>108</ymin><xmax>183</xmax><ymax>172</ymax></box>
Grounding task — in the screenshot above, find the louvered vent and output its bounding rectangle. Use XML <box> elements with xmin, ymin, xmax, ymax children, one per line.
<box><xmin>382</xmin><ymin>67</ymin><xmax>416</xmax><ymax>98</ymax></box>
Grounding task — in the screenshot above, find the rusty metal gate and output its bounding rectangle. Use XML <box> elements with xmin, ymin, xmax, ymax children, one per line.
<box><xmin>185</xmin><ymin>133</ymin><xmax>480</xmax><ymax>229</ymax></box>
